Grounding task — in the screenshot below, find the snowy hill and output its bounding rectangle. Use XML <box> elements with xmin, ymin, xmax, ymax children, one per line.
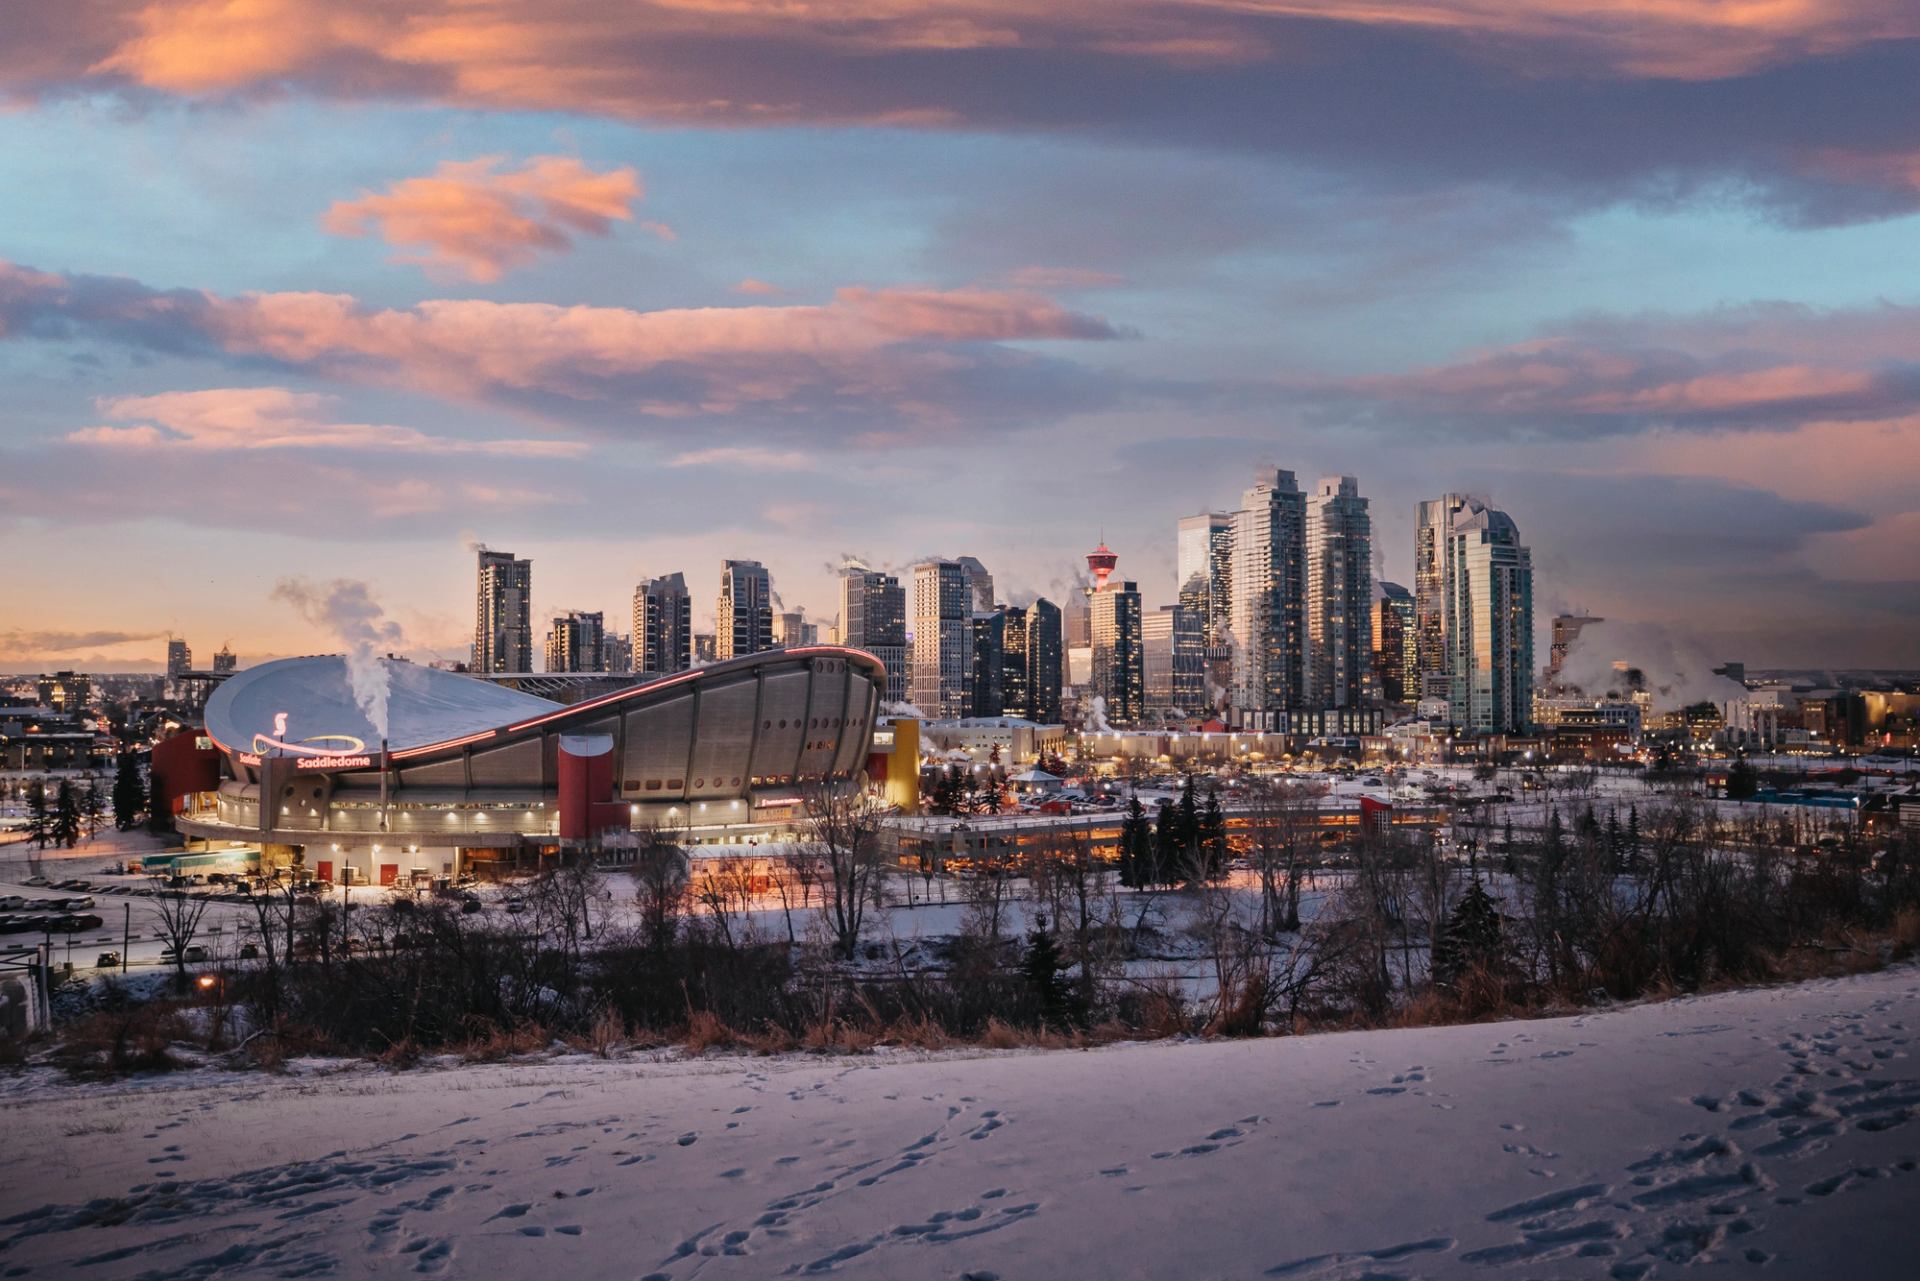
<box><xmin>2</xmin><ymin>967</ymin><xmax>1917</xmax><ymax>1278</ymax></box>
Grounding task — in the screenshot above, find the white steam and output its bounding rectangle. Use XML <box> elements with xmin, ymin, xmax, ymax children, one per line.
<box><xmin>272</xmin><ymin>577</ymin><xmax>405</xmax><ymax>740</ymax></box>
<box><xmin>1086</xmin><ymin>694</ymin><xmax>1112</xmax><ymax>733</ymax></box>
<box><xmin>880</xmin><ymin>699</ymin><xmax>928</xmax><ymax>720</ymax></box>
<box><xmin>1556</xmin><ymin>620</ymin><xmax>1748</xmax><ymax>712</ymax></box>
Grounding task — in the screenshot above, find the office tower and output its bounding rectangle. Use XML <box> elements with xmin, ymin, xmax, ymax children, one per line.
<box><xmin>840</xmin><ymin>566</ymin><xmax>908</xmax><ymax>703</ymax></box>
<box><xmin>474</xmin><ymin>547</ymin><xmax>533</xmax><ymax>674</ymax></box>
<box><xmin>693</xmin><ymin>633</ymin><xmax>717</xmax><ymax>663</ymax></box>
<box><xmin>601</xmin><ymin>632</ymin><xmax>633</xmax><ymax>674</ymax></box>
<box><xmin>1229</xmin><ymin>469</ymin><xmax>1306</xmax><ymax>717</ymax></box>
<box><xmin>211</xmin><ymin>646</ymin><xmax>237</xmax><ymax>674</ymax></box>
<box><xmin>969</xmin><ymin>611</ymin><xmax>1007</xmax><ymax>717</ymax></box>
<box><xmin>912</xmin><ymin>560</ymin><xmax>973</xmax><ymax>717</ymax></box>
<box><xmin>773</xmin><ymin>610</ymin><xmax>819</xmax><ymax>648</ymax></box>
<box><xmin>1547</xmin><ymin>613</ymin><xmax>1602</xmax><ymax>687</ymax></box>
<box><xmin>1447</xmin><ymin>498</ymin><xmax>1534</xmax><ymax>734</ymax></box>
<box><xmin>633</xmin><ymin>573</ymin><xmax>692</xmax><ymax>675</ymax></box>
<box><xmin>1413</xmin><ymin>493</ymin><xmax>1470</xmax><ymax>699</ymax></box>
<box><xmin>716</xmin><ymin>559</ymin><xmax>774</xmax><ymax>661</ymax></box>
<box><xmin>37</xmin><ymin>671</ymin><xmax>91</xmax><ymax>714</ymax></box>
<box><xmin>166</xmin><ymin>639</ymin><xmax>191</xmax><ymax>677</ymax></box>
<box><xmin>955</xmin><ymin>556</ymin><xmax>995</xmax><ymax>614</ymax></box>
<box><xmin>1063</xmin><ymin>595</ymin><xmax>1092</xmax><ymax>649</ymax></box>
<box><xmin>545</xmin><ymin>610</ymin><xmax>606</xmax><ymax>673</ymax></box>
<box><xmin>1177</xmin><ymin>511</ymin><xmax>1233</xmax><ymax>643</ymax></box>
<box><xmin>1143</xmin><ymin>604</ymin><xmax>1206</xmax><ymax>720</ymax></box>
<box><xmin>999</xmin><ymin>606</ymin><xmax>1031</xmax><ymax>719</ymax></box>
<box><xmin>1372</xmin><ymin>582</ymin><xmax>1415</xmax><ymax>703</ymax></box>
<box><xmin>1090</xmin><ymin>579</ymin><xmax>1145</xmax><ymax>727</ymax></box>
<box><xmin>1024</xmin><ymin>598</ymin><xmax>1064</xmax><ymax>724</ymax></box>
<box><xmin>1304</xmin><ymin>476</ymin><xmax>1373</xmax><ymax>709</ymax></box>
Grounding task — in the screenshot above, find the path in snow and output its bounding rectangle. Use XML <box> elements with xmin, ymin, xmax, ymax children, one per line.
<box><xmin>1</xmin><ymin>967</ymin><xmax>1917</xmax><ymax>1279</ymax></box>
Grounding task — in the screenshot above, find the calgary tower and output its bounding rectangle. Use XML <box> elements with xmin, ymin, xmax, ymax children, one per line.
<box><xmin>1086</xmin><ymin>537</ymin><xmax>1118</xmax><ymax>594</ymax></box>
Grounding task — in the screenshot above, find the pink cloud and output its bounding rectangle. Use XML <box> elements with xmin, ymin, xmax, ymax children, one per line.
<box><xmin>322</xmin><ymin>155</ymin><xmax>644</xmax><ymax>281</ymax></box>
<box><xmin>68</xmin><ymin>386</ymin><xmax>586</xmax><ymax>456</ymax></box>
<box><xmin>731</xmin><ymin>278</ymin><xmax>783</xmax><ymax>295</ymax></box>
<box><xmin>0</xmin><ymin>260</ymin><xmax>1121</xmax><ymax>431</ymax></box>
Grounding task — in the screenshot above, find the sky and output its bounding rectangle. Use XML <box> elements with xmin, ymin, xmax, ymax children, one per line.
<box><xmin>1</xmin><ymin>0</ymin><xmax>1917</xmax><ymax>674</ymax></box>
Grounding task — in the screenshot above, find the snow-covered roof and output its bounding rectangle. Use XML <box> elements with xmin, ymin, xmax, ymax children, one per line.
<box><xmin>205</xmin><ymin>655</ymin><xmax>561</xmax><ymax>756</ymax></box>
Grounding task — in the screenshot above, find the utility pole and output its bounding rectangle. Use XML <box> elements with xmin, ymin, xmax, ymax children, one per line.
<box><xmin>122</xmin><ymin>902</ymin><xmax>130</xmax><ymax>973</ymax></box>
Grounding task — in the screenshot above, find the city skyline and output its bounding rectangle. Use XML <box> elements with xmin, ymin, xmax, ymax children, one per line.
<box><xmin>3</xmin><ymin>5</ymin><xmax>1919</xmax><ymax>672</ymax></box>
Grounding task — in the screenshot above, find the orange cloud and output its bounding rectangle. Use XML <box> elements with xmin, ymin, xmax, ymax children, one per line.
<box><xmin>39</xmin><ymin>0</ymin><xmax>1913</xmax><ymax>126</ymax></box>
<box><xmin>70</xmin><ymin>386</ymin><xmax>586</xmax><ymax>456</ymax></box>
<box><xmin>0</xmin><ymin>260</ymin><xmax>1120</xmax><ymax>429</ymax></box>
<box><xmin>322</xmin><ymin>155</ymin><xmax>645</xmax><ymax>281</ymax></box>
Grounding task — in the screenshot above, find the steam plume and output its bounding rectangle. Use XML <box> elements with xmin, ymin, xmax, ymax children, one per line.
<box><xmin>272</xmin><ymin>577</ymin><xmax>405</xmax><ymax>739</ymax></box>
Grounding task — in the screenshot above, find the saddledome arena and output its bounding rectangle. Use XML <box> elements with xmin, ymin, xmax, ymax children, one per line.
<box><xmin>181</xmin><ymin>647</ymin><xmax>885</xmax><ymax>884</ymax></box>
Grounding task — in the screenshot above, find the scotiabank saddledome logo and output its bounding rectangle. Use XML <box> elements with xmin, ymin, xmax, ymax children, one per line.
<box><xmin>250</xmin><ymin>711</ymin><xmax>374</xmax><ymax>769</ymax></box>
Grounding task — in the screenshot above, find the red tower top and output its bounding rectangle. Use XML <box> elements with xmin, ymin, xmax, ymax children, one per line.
<box><xmin>1086</xmin><ymin>541</ymin><xmax>1118</xmax><ymax>593</ymax></box>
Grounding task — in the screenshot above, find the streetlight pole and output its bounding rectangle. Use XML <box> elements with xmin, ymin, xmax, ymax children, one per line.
<box><xmin>122</xmin><ymin>902</ymin><xmax>129</xmax><ymax>973</ymax></box>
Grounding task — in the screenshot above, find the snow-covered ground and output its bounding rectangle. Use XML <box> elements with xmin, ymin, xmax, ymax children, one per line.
<box><xmin>2</xmin><ymin>967</ymin><xmax>1916</xmax><ymax>1278</ymax></box>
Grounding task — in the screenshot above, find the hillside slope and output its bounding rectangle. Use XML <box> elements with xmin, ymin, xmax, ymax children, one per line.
<box><xmin>3</xmin><ymin>968</ymin><xmax>1917</xmax><ymax>1279</ymax></box>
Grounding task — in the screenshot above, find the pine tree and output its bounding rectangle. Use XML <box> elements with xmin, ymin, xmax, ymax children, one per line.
<box><xmin>51</xmin><ymin>780</ymin><xmax>82</xmax><ymax>849</ymax></box>
<box><xmin>1118</xmin><ymin>796</ymin><xmax>1148</xmax><ymax>888</ymax></box>
<box><xmin>81</xmin><ymin>778</ymin><xmax>103</xmax><ymax>836</ymax></box>
<box><xmin>1726</xmin><ymin>755</ymin><xmax>1758</xmax><ymax>800</ymax></box>
<box><xmin>1152</xmin><ymin>800</ymin><xmax>1180</xmax><ymax>887</ymax></box>
<box><xmin>1022</xmin><ymin>915</ymin><xmax>1071</xmax><ymax>1028</ymax></box>
<box><xmin>145</xmin><ymin>767</ymin><xmax>170</xmax><ymax>834</ymax></box>
<box><xmin>1605</xmin><ymin>810</ymin><xmax>1624</xmax><ymax>871</ymax></box>
<box><xmin>1432</xmin><ymin>878</ymin><xmax>1505</xmax><ymax>990</ymax></box>
<box><xmin>1199</xmin><ymin>789</ymin><xmax>1227</xmax><ymax>877</ymax></box>
<box><xmin>1177</xmin><ymin>775</ymin><xmax>1200</xmax><ymax>862</ymax></box>
<box><xmin>1626</xmin><ymin>805</ymin><xmax>1642</xmax><ymax>872</ymax></box>
<box><xmin>27</xmin><ymin>781</ymin><xmax>49</xmax><ymax>849</ymax></box>
<box><xmin>112</xmin><ymin>752</ymin><xmax>143</xmax><ymax>830</ymax></box>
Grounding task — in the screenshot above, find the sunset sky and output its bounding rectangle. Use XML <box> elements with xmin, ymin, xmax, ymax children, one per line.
<box><xmin>2</xmin><ymin>1</ymin><xmax>1917</xmax><ymax>672</ymax></box>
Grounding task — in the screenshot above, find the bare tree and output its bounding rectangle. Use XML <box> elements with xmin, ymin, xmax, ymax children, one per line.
<box><xmin>1244</xmin><ymin>779</ymin><xmax>1316</xmax><ymax>937</ymax></box>
<box><xmin>803</xmin><ymin>785</ymin><xmax>887</xmax><ymax>960</ymax></box>
<box><xmin>147</xmin><ymin>879</ymin><xmax>213</xmax><ymax>991</ymax></box>
<box><xmin>690</xmin><ymin>855</ymin><xmax>759</xmax><ymax>952</ymax></box>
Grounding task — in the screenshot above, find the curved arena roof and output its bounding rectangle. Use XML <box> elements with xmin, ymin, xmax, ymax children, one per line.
<box><xmin>206</xmin><ymin>656</ymin><xmax>563</xmax><ymax>757</ymax></box>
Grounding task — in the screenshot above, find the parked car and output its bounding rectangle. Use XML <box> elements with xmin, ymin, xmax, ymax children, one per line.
<box><xmin>57</xmin><ymin>895</ymin><xmax>95</xmax><ymax>910</ymax></box>
<box><xmin>57</xmin><ymin>879</ymin><xmax>89</xmax><ymax>891</ymax></box>
<box><xmin>233</xmin><ymin>879</ymin><xmax>253</xmax><ymax>894</ymax></box>
<box><xmin>206</xmin><ymin>872</ymin><xmax>231</xmax><ymax>885</ymax></box>
<box><xmin>23</xmin><ymin>876</ymin><xmax>49</xmax><ymax>887</ymax></box>
<box><xmin>461</xmin><ymin>896</ymin><xmax>483</xmax><ymax>914</ymax></box>
<box><xmin>160</xmin><ymin>944</ymin><xmax>212</xmax><ymax>964</ymax></box>
<box><xmin>238</xmin><ymin>942</ymin><xmax>260</xmax><ymax>960</ymax></box>
<box><xmin>95</xmin><ymin>951</ymin><xmax>121</xmax><ymax>968</ymax></box>
<box><xmin>0</xmin><ymin>895</ymin><xmax>23</xmax><ymax>910</ymax></box>
<box><xmin>503</xmin><ymin>899</ymin><xmax>527</xmax><ymax>914</ymax></box>
<box><xmin>49</xmin><ymin>914</ymin><xmax>104</xmax><ymax>933</ymax></box>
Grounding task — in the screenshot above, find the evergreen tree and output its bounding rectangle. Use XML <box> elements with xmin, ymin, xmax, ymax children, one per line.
<box><xmin>112</xmin><ymin>752</ymin><xmax>143</xmax><ymax>830</ymax></box>
<box><xmin>81</xmin><ymin>777</ymin><xmax>103</xmax><ymax>835</ymax></box>
<box><xmin>1198</xmin><ymin>789</ymin><xmax>1227</xmax><ymax>877</ymax></box>
<box><xmin>27</xmin><ymin>781</ymin><xmax>49</xmax><ymax>849</ymax></box>
<box><xmin>1626</xmin><ymin>805</ymin><xmax>1642</xmax><ymax>871</ymax></box>
<box><xmin>1177</xmin><ymin>775</ymin><xmax>1200</xmax><ymax>860</ymax></box>
<box><xmin>51</xmin><ymin>780</ymin><xmax>82</xmax><ymax>849</ymax></box>
<box><xmin>1432</xmin><ymin>878</ymin><xmax>1505</xmax><ymax>990</ymax></box>
<box><xmin>1726</xmin><ymin>755</ymin><xmax>1758</xmax><ymax>800</ymax></box>
<box><xmin>1604</xmin><ymin>810</ymin><xmax>1624</xmax><ymax>871</ymax></box>
<box><xmin>1152</xmin><ymin>800</ymin><xmax>1180</xmax><ymax>886</ymax></box>
<box><xmin>1118</xmin><ymin>796</ymin><xmax>1148</xmax><ymax>888</ymax></box>
<box><xmin>1021</xmin><ymin>915</ymin><xmax>1071</xmax><ymax>1028</ymax></box>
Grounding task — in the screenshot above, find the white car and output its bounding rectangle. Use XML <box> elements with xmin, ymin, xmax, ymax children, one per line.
<box><xmin>0</xmin><ymin>895</ymin><xmax>24</xmax><ymax>911</ymax></box>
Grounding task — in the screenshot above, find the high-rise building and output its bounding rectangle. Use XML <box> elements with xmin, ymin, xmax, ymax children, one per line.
<box><xmin>211</xmin><ymin>646</ymin><xmax>237</xmax><ymax>674</ymax></box>
<box><xmin>1143</xmin><ymin>604</ymin><xmax>1206</xmax><ymax>720</ymax></box>
<box><xmin>716</xmin><ymin>560</ymin><xmax>774</xmax><ymax>661</ymax></box>
<box><xmin>1446</xmin><ymin>498</ymin><xmax>1534</xmax><ymax>734</ymax></box>
<box><xmin>912</xmin><ymin>560</ymin><xmax>973</xmax><ymax>717</ymax></box>
<box><xmin>1304</xmin><ymin>476</ymin><xmax>1372</xmax><ymax>709</ymax></box>
<box><xmin>1090</xmin><ymin>580</ymin><xmax>1145</xmax><ymax>727</ymax></box>
<box><xmin>1372</xmin><ymin>581</ymin><xmax>1415</xmax><ymax>704</ymax></box>
<box><xmin>474</xmin><ymin>548</ymin><xmax>533</xmax><ymax>674</ymax></box>
<box><xmin>999</xmin><ymin>606</ymin><xmax>1031</xmax><ymax>719</ymax></box>
<box><xmin>1414</xmin><ymin>494</ymin><xmax>1470</xmax><ymax>700</ymax></box>
<box><xmin>166</xmin><ymin>639</ymin><xmax>191</xmax><ymax>677</ymax></box>
<box><xmin>1176</xmin><ymin>512</ymin><xmax>1233</xmax><ymax>644</ymax></box>
<box><xmin>545</xmin><ymin>611</ymin><xmax>606</xmax><ymax>673</ymax></box>
<box><xmin>1547</xmin><ymin>613</ymin><xmax>1603</xmax><ymax>687</ymax></box>
<box><xmin>694</xmin><ymin>633</ymin><xmax>717</xmax><ymax>664</ymax></box>
<box><xmin>969</xmin><ymin>611</ymin><xmax>1007</xmax><ymax>717</ymax></box>
<box><xmin>955</xmin><ymin>556</ymin><xmax>995</xmax><ymax>614</ymax></box>
<box><xmin>1229</xmin><ymin>469</ymin><xmax>1306</xmax><ymax>717</ymax></box>
<box><xmin>1024</xmin><ymin>598</ymin><xmax>1064</xmax><ymax>724</ymax></box>
<box><xmin>1063</xmin><ymin>595</ymin><xmax>1092</xmax><ymax>649</ymax></box>
<box><xmin>633</xmin><ymin>573</ymin><xmax>692</xmax><ymax>675</ymax></box>
<box><xmin>840</xmin><ymin>566</ymin><xmax>908</xmax><ymax>703</ymax></box>
<box><xmin>773</xmin><ymin>610</ymin><xmax>819</xmax><ymax>648</ymax></box>
<box><xmin>601</xmin><ymin>631</ymin><xmax>633</xmax><ymax>674</ymax></box>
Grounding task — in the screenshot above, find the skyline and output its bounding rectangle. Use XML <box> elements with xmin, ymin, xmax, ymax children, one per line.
<box><xmin>5</xmin><ymin>2</ymin><xmax>1920</xmax><ymax>672</ymax></box>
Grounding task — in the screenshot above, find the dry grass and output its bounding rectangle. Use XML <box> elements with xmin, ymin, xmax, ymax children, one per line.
<box><xmin>682</xmin><ymin>1009</ymin><xmax>737</xmax><ymax>1054</ymax></box>
<box><xmin>49</xmin><ymin>1003</ymin><xmax>196</xmax><ymax>1079</ymax></box>
<box><xmin>454</xmin><ymin>1021</ymin><xmax>550</xmax><ymax>1063</ymax></box>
